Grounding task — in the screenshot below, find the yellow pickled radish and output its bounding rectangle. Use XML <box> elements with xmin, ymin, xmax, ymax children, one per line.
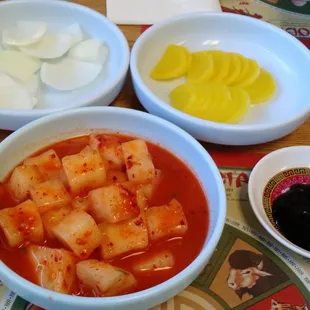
<box><xmin>170</xmin><ymin>83</ymin><xmax>198</xmax><ymax>111</ymax></box>
<box><xmin>171</xmin><ymin>83</ymin><xmax>213</xmax><ymax>118</ymax></box>
<box><xmin>209</xmin><ymin>85</ymin><xmax>232</xmax><ymax>123</ymax></box>
<box><xmin>182</xmin><ymin>85</ymin><xmax>214</xmax><ymax>118</ymax></box>
<box><xmin>225</xmin><ymin>87</ymin><xmax>250</xmax><ymax>124</ymax></box>
<box><xmin>187</xmin><ymin>51</ymin><xmax>214</xmax><ymax>83</ymax></box>
<box><xmin>150</xmin><ymin>44</ymin><xmax>190</xmax><ymax>80</ymax></box>
<box><xmin>170</xmin><ymin>82</ymin><xmax>249</xmax><ymax>124</ymax></box>
<box><xmin>244</xmin><ymin>69</ymin><xmax>276</xmax><ymax>104</ymax></box>
<box><xmin>231</xmin><ymin>54</ymin><xmax>249</xmax><ymax>86</ymax></box>
<box><xmin>182</xmin><ymin>83</ymin><xmax>230</xmax><ymax>122</ymax></box>
<box><xmin>204</xmin><ymin>84</ymin><xmax>231</xmax><ymax>122</ymax></box>
<box><xmin>224</xmin><ymin>53</ymin><xmax>242</xmax><ymax>86</ymax></box>
<box><xmin>237</xmin><ymin>58</ymin><xmax>260</xmax><ymax>87</ymax></box>
<box><xmin>207</xmin><ymin>50</ymin><xmax>230</xmax><ymax>83</ymax></box>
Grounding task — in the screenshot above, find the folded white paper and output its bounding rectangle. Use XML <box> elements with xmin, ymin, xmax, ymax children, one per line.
<box><xmin>107</xmin><ymin>0</ymin><xmax>222</xmax><ymax>25</ymax></box>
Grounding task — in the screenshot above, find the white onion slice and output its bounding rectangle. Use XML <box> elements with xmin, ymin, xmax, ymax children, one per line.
<box><xmin>20</xmin><ymin>23</ymin><xmax>83</xmax><ymax>59</ymax></box>
<box><xmin>0</xmin><ymin>50</ymin><xmax>41</xmax><ymax>81</ymax></box>
<box><xmin>0</xmin><ymin>73</ymin><xmax>37</xmax><ymax>110</ymax></box>
<box><xmin>2</xmin><ymin>21</ymin><xmax>47</xmax><ymax>47</ymax></box>
<box><xmin>41</xmin><ymin>58</ymin><xmax>102</xmax><ymax>91</ymax></box>
<box><xmin>69</xmin><ymin>39</ymin><xmax>109</xmax><ymax>64</ymax></box>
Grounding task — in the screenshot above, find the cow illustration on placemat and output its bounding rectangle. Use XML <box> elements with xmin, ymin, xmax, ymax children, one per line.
<box><xmin>227</xmin><ymin>249</ymin><xmax>287</xmax><ymax>299</ymax></box>
<box><xmin>209</xmin><ymin>238</ymin><xmax>289</xmax><ymax>308</ymax></box>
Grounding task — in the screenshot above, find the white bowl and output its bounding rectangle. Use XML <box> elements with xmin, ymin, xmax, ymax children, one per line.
<box><xmin>248</xmin><ymin>146</ymin><xmax>310</xmax><ymax>258</ymax></box>
<box><xmin>130</xmin><ymin>12</ymin><xmax>310</xmax><ymax>145</ymax></box>
<box><xmin>0</xmin><ymin>107</ymin><xmax>226</xmax><ymax>310</ymax></box>
<box><xmin>0</xmin><ymin>0</ymin><xmax>130</xmax><ymax>131</ymax></box>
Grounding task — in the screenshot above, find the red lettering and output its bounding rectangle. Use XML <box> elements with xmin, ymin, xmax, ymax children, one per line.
<box><xmin>236</xmin><ymin>172</ymin><xmax>249</xmax><ymax>188</ymax></box>
<box><xmin>221</xmin><ymin>172</ymin><xmax>233</xmax><ymax>186</ymax></box>
<box><xmin>298</xmin><ymin>28</ymin><xmax>310</xmax><ymax>37</ymax></box>
<box><xmin>286</xmin><ymin>27</ymin><xmax>297</xmax><ymax>37</ymax></box>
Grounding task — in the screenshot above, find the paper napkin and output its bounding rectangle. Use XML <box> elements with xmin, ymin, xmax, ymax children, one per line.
<box><xmin>106</xmin><ymin>0</ymin><xmax>222</xmax><ymax>25</ymax></box>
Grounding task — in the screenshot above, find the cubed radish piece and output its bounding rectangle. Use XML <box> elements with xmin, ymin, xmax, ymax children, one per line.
<box><xmin>106</xmin><ymin>170</ymin><xmax>128</xmax><ymax>185</ymax></box>
<box><xmin>88</xmin><ymin>183</ymin><xmax>140</xmax><ymax>223</ymax></box>
<box><xmin>72</xmin><ymin>197</ymin><xmax>90</xmax><ymax>212</ymax></box>
<box><xmin>23</xmin><ymin>149</ymin><xmax>66</xmax><ymax>182</ymax></box>
<box><xmin>122</xmin><ymin>139</ymin><xmax>155</xmax><ymax>183</ymax></box>
<box><xmin>133</xmin><ymin>250</ymin><xmax>175</xmax><ymax>272</ymax></box>
<box><xmin>138</xmin><ymin>169</ymin><xmax>163</xmax><ymax>200</ymax></box>
<box><xmin>77</xmin><ymin>260</ymin><xmax>136</xmax><ymax>296</ymax></box>
<box><xmin>99</xmin><ymin>213</ymin><xmax>148</xmax><ymax>260</ymax></box>
<box><xmin>136</xmin><ymin>186</ymin><xmax>148</xmax><ymax>211</ymax></box>
<box><xmin>7</xmin><ymin>165</ymin><xmax>44</xmax><ymax>201</ymax></box>
<box><xmin>0</xmin><ymin>200</ymin><xmax>44</xmax><ymax>247</ymax></box>
<box><xmin>52</xmin><ymin>210</ymin><xmax>102</xmax><ymax>259</ymax></box>
<box><xmin>62</xmin><ymin>146</ymin><xmax>106</xmax><ymax>196</ymax></box>
<box><xmin>145</xmin><ymin>199</ymin><xmax>188</xmax><ymax>242</ymax></box>
<box><xmin>41</xmin><ymin>206</ymin><xmax>72</xmax><ymax>239</ymax></box>
<box><xmin>89</xmin><ymin>134</ymin><xmax>125</xmax><ymax>171</ymax></box>
<box><xmin>27</xmin><ymin>245</ymin><xmax>77</xmax><ymax>294</ymax></box>
<box><xmin>30</xmin><ymin>179</ymin><xmax>71</xmax><ymax>214</ymax></box>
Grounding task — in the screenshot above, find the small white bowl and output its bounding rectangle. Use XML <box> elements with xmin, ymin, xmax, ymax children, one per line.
<box><xmin>0</xmin><ymin>107</ymin><xmax>226</xmax><ymax>310</ymax></box>
<box><xmin>0</xmin><ymin>0</ymin><xmax>130</xmax><ymax>130</ymax></box>
<box><xmin>130</xmin><ymin>12</ymin><xmax>310</xmax><ymax>145</ymax></box>
<box><xmin>248</xmin><ymin>146</ymin><xmax>310</xmax><ymax>258</ymax></box>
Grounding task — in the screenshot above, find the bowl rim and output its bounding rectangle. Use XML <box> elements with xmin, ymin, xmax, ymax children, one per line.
<box><xmin>0</xmin><ymin>106</ymin><xmax>226</xmax><ymax>307</ymax></box>
<box><xmin>0</xmin><ymin>0</ymin><xmax>130</xmax><ymax>117</ymax></box>
<box><xmin>130</xmin><ymin>11</ymin><xmax>310</xmax><ymax>132</ymax></box>
<box><xmin>248</xmin><ymin>146</ymin><xmax>310</xmax><ymax>258</ymax></box>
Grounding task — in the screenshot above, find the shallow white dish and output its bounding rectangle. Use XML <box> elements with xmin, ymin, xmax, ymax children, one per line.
<box><xmin>130</xmin><ymin>12</ymin><xmax>310</xmax><ymax>145</ymax></box>
<box><xmin>248</xmin><ymin>146</ymin><xmax>310</xmax><ymax>258</ymax></box>
<box><xmin>0</xmin><ymin>0</ymin><xmax>130</xmax><ymax>130</ymax></box>
<box><xmin>0</xmin><ymin>106</ymin><xmax>226</xmax><ymax>310</ymax></box>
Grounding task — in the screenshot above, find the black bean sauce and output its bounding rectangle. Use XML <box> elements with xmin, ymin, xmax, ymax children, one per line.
<box><xmin>272</xmin><ymin>183</ymin><xmax>310</xmax><ymax>251</ymax></box>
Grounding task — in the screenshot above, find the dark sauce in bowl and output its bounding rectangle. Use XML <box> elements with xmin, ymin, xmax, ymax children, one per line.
<box><xmin>272</xmin><ymin>183</ymin><xmax>310</xmax><ymax>251</ymax></box>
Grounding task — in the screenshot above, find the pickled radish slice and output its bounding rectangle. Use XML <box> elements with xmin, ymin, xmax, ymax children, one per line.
<box><xmin>150</xmin><ymin>45</ymin><xmax>190</xmax><ymax>80</ymax></box>
<box><xmin>171</xmin><ymin>83</ymin><xmax>234</xmax><ymax>123</ymax></box>
<box><xmin>2</xmin><ymin>21</ymin><xmax>47</xmax><ymax>47</ymax></box>
<box><xmin>170</xmin><ymin>82</ymin><xmax>250</xmax><ymax>124</ymax></box>
<box><xmin>20</xmin><ymin>24</ymin><xmax>83</xmax><ymax>59</ymax></box>
<box><xmin>0</xmin><ymin>73</ymin><xmax>37</xmax><ymax>109</ymax></box>
<box><xmin>237</xmin><ymin>58</ymin><xmax>260</xmax><ymax>87</ymax></box>
<box><xmin>187</xmin><ymin>51</ymin><xmax>213</xmax><ymax>83</ymax></box>
<box><xmin>224</xmin><ymin>53</ymin><xmax>242</xmax><ymax>86</ymax></box>
<box><xmin>183</xmin><ymin>84</ymin><xmax>230</xmax><ymax>122</ymax></box>
<box><xmin>199</xmin><ymin>84</ymin><xmax>231</xmax><ymax>122</ymax></box>
<box><xmin>41</xmin><ymin>58</ymin><xmax>102</xmax><ymax>91</ymax></box>
<box><xmin>170</xmin><ymin>83</ymin><xmax>198</xmax><ymax>111</ymax></box>
<box><xmin>225</xmin><ymin>87</ymin><xmax>250</xmax><ymax>123</ymax></box>
<box><xmin>0</xmin><ymin>50</ymin><xmax>41</xmax><ymax>81</ymax></box>
<box><xmin>230</xmin><ymin>55</ymin><xmax>247</xmax><ymax>86</ymax></box>
<box><xmin>183</xmin><ymin>84</ymin><xmax>217</xmax><ymax>118</ymax></box>
<box><xmin>244</xmin><ymin>69</ymin><xmax>276</xmax><ymax>104</ymax></box>
<box><xmin>206</xmin><ymin>50</ymin><xmax>230</xmax><ymax>83</ymax></box>
<box><xmin>69</xmin><ymin>39</ymin><xmax>109</xmax><ymax>64</ymax></box>
<box><xmin>208</xmin><ymin>84</ymin><xmax>232</xmax><ymax>123</ymax></box>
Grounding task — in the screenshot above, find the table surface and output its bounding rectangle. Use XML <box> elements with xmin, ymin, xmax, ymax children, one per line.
<box><xmin>1</xmin><ymin>0</ymin><xmax>309</xmax><ymax>154</ymax></box>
